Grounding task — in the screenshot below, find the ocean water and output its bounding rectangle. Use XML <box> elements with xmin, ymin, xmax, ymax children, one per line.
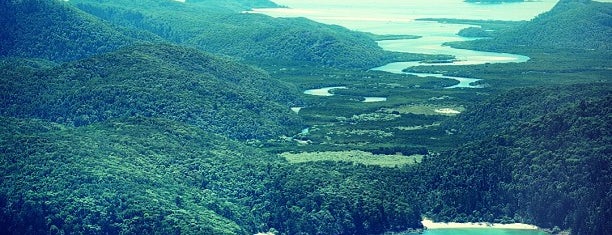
<box><xmin>251</xmin><ymin>0</ymin><xmax>556</xmax><ymax>88</ymax></box>
<box><xmin>252</xmin><ymin>0</ymin><xmax>559</xmax><ymax>34</ymax></box>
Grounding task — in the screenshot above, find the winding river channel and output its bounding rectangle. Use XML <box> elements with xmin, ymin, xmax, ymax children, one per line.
<box><xmin>250</xmin><ymin>1</ymin><xmax>558</xmax><ymax>234</ymax></box>
<box><xmin>250</xmin><ymin>0</ymin><xmax>555</xmax><ymax>88</ymax></box>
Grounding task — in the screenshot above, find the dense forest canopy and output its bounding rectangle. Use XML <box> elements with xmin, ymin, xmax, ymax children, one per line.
<box><xmin>0</xmin><ymin>0</ymin><xmax>609</xmax><ymax>234</ymax></box>
<box><xmin>0</xmin><ymin>43</ymin><xmax>304</xmax><ymax>140</ymax></box>
<box><xmin>0</xmin><ymin>0</ymin><xmax>161</xmax><ymax>62</ymax></box>
<box><xmin>422</xmin><ymin>84</ymin><xmax>611</xmax><ymax>234</ymax></box>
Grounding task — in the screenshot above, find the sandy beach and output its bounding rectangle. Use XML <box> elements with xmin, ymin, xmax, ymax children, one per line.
<box><xmin>422</xmin><ymin>218</ymin><xmax>539</xmax><ymax>230</ymax></box>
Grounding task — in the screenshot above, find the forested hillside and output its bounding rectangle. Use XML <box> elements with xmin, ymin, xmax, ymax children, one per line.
<box><xmin>0</xmin><ymin>117</ymin><xmax>265</xmax><ymax>234</ymax></box>
<box><xmin>0</xmin><ymin>0</ymin><xmax>161</xmax><ymax>62</ymax></box>
<box><xmin>0</xmin><ymin>44</ymin><xmax>302</xmax><ymax>140</ymax></box>
<box><xmin>419</xmin><ymin>84</ymin><xmax>611</xmax><ymax>234</ymax></box>
<box><xmin>1</xmin><ymin>0</ymin><xmax>609</xmax><ymax>234</ymax></box>
<box><xmin>401</xmin><ymin>1</ymin><xmax>611</xmax><ymax>234</ymax></box>
<box><xmin>0</xmin><ymin>117</ymin><xmax>425</xmax><ymax>234</ymax></box>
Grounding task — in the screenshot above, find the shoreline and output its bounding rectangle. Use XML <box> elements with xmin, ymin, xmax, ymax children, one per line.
<box><xmin>422</xmin><ymin>219</ymin><xmax>539</xmax><ymax>230</ymax></box>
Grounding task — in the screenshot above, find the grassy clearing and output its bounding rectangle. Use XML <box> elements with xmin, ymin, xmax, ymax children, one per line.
<box><xmin>280</xmin><ymin>150</ymin><xmax>423</xmax><ymax>167</ymax></box>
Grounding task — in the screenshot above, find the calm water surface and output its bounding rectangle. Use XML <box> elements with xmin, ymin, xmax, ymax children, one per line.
<box><xmin>252</xmin><ymin>0</ymin><xmax>558</xmax><ymax>88</ymax></box>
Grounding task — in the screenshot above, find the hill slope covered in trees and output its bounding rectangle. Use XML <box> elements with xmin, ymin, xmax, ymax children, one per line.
<box><xmin>0</xmin><ymin>44</ymin><xmax>303</xmax><ymax>140</ymax></box>
<box><xmin>0</xmin><ymin>0</ymin><xmax>161</xmax><ymax>62</ymax></box>
<box><xmin>0</xmin><ymin>0</ymin><xmax>610</xmax><ymax>234</ymax></box>
<box><xmin>0</xmin><ymin>115</ymin><xmax>426</xmax><ymax>234</ymax></box>
<box><xmin>420</xmin><ymin>84</ymin><xmax>611</xmax><ymax>234</ymax></box>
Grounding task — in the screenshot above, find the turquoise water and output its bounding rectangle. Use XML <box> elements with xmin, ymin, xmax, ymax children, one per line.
<box><xmin>422</xmin><ymin>228</ymin><xmax>548</xmax><ymax>235</ymax></box>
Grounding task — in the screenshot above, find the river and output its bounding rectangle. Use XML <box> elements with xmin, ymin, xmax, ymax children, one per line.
<box><xmin>250</xmin><ymin>1</ymin><xmax>558</xmax><ymax>233</ymax></box>
<box><xmin>250</xmin><ymin>0</ymin><xmax>555</xmax><ymax>88</ymax></box>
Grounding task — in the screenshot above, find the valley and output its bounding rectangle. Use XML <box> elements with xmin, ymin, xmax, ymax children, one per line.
<box><xmin>0</xmin><ymin>0</ymin><xmax>609</xmax><ymax>235</ymax></box>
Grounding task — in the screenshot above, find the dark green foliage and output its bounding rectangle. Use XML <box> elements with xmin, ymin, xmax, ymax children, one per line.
<box><xmin>0</xmin><ymin>117</ymin><xmax>262</xmax><ymax>234</ymax></box>
<box><xmin>448</xmin><ymin>85</ymin><xmax>609</xmax><ymax>140</ymax></box>
<box><xmin>0</xmin><ymin>44</ymin><xmax>303</xmax><ymax>140</ymax></box>
<box><xmin>265</xmin><ymin>162</ymin><xmax>424</xmax><ymax>235</ymax></box>
<box><xmin>420</xmin><ymin>84</ymin><xmax>611</xmax><ymax>234</ymax></box>
<box><xmin>0</xmin><ymin>0</ymin><xmax>161</xmax><ymax>62</ymax></box>
<box><xmin>0</xmin><ymin>116</ymin><xmax>425</xmax><ymax>235</ymax></box>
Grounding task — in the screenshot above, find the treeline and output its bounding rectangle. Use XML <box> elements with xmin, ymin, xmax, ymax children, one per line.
<box><xmin>419</xmin><ymin>84</ymin><xmax>611</xmax><ymax>234</ymax></box>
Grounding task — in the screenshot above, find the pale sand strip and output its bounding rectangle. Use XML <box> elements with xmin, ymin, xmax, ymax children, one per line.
<box><xmin>422</xmin><ymin>219</ymin><xmax>539</xmax><ymax>230</ymax></box>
